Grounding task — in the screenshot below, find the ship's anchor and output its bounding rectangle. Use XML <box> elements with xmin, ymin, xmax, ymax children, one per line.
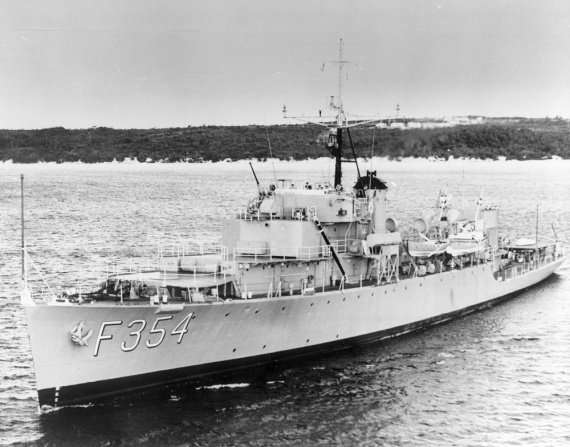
<box><xmin>70</xmin><ymin>321</ymin><xmax>93</xmax><ymax>347</ymax></box>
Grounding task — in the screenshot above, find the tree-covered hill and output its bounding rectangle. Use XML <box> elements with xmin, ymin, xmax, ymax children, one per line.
<box><xmin>0</xmin><ymin>118</ymin><xmax>568</xmax><ymax>163</ymax></box>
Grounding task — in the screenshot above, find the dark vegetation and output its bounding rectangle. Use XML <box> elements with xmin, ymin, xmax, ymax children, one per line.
<box><xmin>0</xmin><ymin>118</ymin><xmax>568</xmax><ymax>163</ymax></box>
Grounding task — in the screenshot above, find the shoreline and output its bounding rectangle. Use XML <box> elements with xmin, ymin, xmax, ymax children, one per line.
<box><xmin>1</xmin><ymin>154</ymin><xmax>566</xmax><ymax>165</ymax></box>
<box><xmin>2</xmin><ymin>156</ymin><xmax>569</xmax><ymax>176</ymax></box>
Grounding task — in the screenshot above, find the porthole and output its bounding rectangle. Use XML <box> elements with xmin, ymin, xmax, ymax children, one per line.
<box><xmin>310</xmin><ymin>303</ymin><xmax>314</xmax><ymax>307</ymax></box>
<box><xmin>327</xmin><ymin>300</ymin><xmax>330</xmax><ymax>304</ymax></box>
<box><xmin>343</xmin><ymin>297</ymin><xmax>346</xmax><ymax>301</ymax></box>
<box><xmin>232</xmin><ymin>348</ymin><xmax>236</xmax><ymax>352</ymax></box>
<box><xmin>255</xmin><ymin>310</ymin><xmax>259</xmax><ymax>314</ymax></box>
<box><xmin>263</xmin><ymin>345</ymin><xmax>266</xmax><ymax>349</ymax></box>
<box><xmin>357</xmin><ymin>295</ymin><xmax>360</xmax><ymax>299</ymax></box>
<box><xmin>282</xmin><ymin>307</ymin><xmax>286</xmax><ymax>311</ymax></box>
<box><xmin>405</xmin><ymin>287</ymin><xmax>407</xmax><ymax>290</ymax></box>
<box><xmin>306</xmin><ymin>339</ymin><xmax>310</xmax><ymax>343</ymax></box>
<box><xmin>385</xmin><ymin>290</ymin><xmax>387</xmax><ymax>295</ymax></box>
<box><xmin>225</xmin><ymin>313</ymin><xmax>230</xmax><ymax>317</ymax></box>
<box><xmin>336</xmin><ymin>335</ymin><xmax>339</xmax><ymax>338</ymax></box>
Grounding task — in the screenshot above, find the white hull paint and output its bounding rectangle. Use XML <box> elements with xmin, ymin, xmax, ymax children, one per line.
<box><xmin>24</xmin><ymin>256</ymin><xmax>565</xmax><ymax>407</ymax></box>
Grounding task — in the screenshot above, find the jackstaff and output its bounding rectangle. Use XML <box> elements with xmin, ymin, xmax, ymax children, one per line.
<box><xmin>21</xmin><ymin>173</ymin><xmax>25</xmax><ymax>282</ymax></box>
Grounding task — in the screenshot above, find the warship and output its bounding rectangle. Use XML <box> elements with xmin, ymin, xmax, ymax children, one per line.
<box><xmin>21</xmin><ymin>42</ymin><xmax>566</xmax><ymax>408</ymax></box>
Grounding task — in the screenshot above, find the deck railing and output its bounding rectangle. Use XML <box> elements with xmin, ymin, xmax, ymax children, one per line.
<box><xmin>157</xmin><ymin>241</ymin><xmax>226</xmax><ymax>259</ymax></box>
<box><xmin>495</xmin><ymin>248</ymin><xmax>563</xmax><ymax>282</ymax></box>
<box><xmin>233</xmin><ymin>244</ymin><xmax>332</xmax><ymax>262</ymax></box>
<box><xmin>232</xmin><ymin>237</ymin><xmax>361</xmax><ymax>262</ymax></box>
<box><xmin>20</xmin><ymin>248</ymin><xmax>160</xmax><ymax>304</ymax></box>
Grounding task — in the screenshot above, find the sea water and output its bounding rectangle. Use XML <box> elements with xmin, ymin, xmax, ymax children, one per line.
<box><xmin>1</xmin><ymin>159</ymin><xmax>569</xmax><ymax>446</ymax></box>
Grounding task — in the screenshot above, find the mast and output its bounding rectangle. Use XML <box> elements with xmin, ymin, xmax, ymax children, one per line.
<box><xmin>337</xmin><ymin>39</ymin><xmax>344</xmax><ymax>128</ymax></box>
<box><xmin>334</xmin><ymin>128</ymin><xmax>343</xmax><ymax>188</ymax></box>
<box><xmin>286</xmin><ymin>39</ymin><xmax>371</xmax><ymax>189</ymax></box>
<box><xmin>333</xmin><ymin>39</ymin><xmax>348</xmax><ymax>188</ymax></box>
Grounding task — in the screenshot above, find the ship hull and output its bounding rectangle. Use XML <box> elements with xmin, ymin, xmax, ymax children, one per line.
<box><xmin>25</xmin><ymin>257</ymin><xmax>565</xmax><ymax>407</ymax></box>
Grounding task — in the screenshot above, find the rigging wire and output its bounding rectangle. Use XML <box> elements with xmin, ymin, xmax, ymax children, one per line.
<box><xmin>369</xmin><ymin>126</ymin><xmax>376</xmax><ymax>190</ymax></box>
<box><xmin>310</xmin><ymin>127</ymin><xmax>328</xmax><ymax>186</ymax></box>
<box><xmin>461</xmin><ymin>159</ymin><xmax>465</xmax><ymax>210</ymax></box>
<box><xmin>346</xmin><ymin>127</ymin><xmax>362</xmax><ymax>180</ymax></box>
<box><xmin>265</xmin><ymin>125</ymin><xmax>278</xmax><ymax>186</ymax></box>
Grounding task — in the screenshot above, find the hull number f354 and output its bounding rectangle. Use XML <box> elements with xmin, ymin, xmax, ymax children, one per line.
<box><xmin>93</xmin><ymin>313</ymin><xmax>195</xmax><ymax>357</ymax></box>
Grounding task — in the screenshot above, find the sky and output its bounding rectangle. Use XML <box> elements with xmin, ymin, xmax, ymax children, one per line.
<box><xmin>1</xmin><ymin>0</ymin><xmax>569</xmax><ymax>129</ymax></box>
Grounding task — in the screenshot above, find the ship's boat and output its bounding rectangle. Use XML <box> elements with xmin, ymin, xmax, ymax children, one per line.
<box><xmin>407</xmin><ymin>237</ymin><xmax>449</xmax><ymax>258</ymax></box>
<box><xmin>19</xmin><ymin>41</ymin><xmax>566</xmax><ymax>408</ymax></box>
<box><xmin>445</xmin><ymin>194</ymin><xmax>493</xmax><ymax>257</ymax></box>
<box><xmin>446</xmin><ymin>224</ymin><xmax>489</xmax><ymax>257</ymax></box>
<box><xmin>407</xmin><ymin>191</ymin><xmax>455</xmax><ymax>258</ymax></box>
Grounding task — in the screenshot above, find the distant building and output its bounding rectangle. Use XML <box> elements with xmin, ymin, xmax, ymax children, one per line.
<box><xmin>422</xmin><ymin>122</ymin><xmax>451</xmax><ymax>129</ymax></box>
<box><xmin>389</xmin><ymin>122</ymin><xmax>406</xmax><ymax>130</ymax></box>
